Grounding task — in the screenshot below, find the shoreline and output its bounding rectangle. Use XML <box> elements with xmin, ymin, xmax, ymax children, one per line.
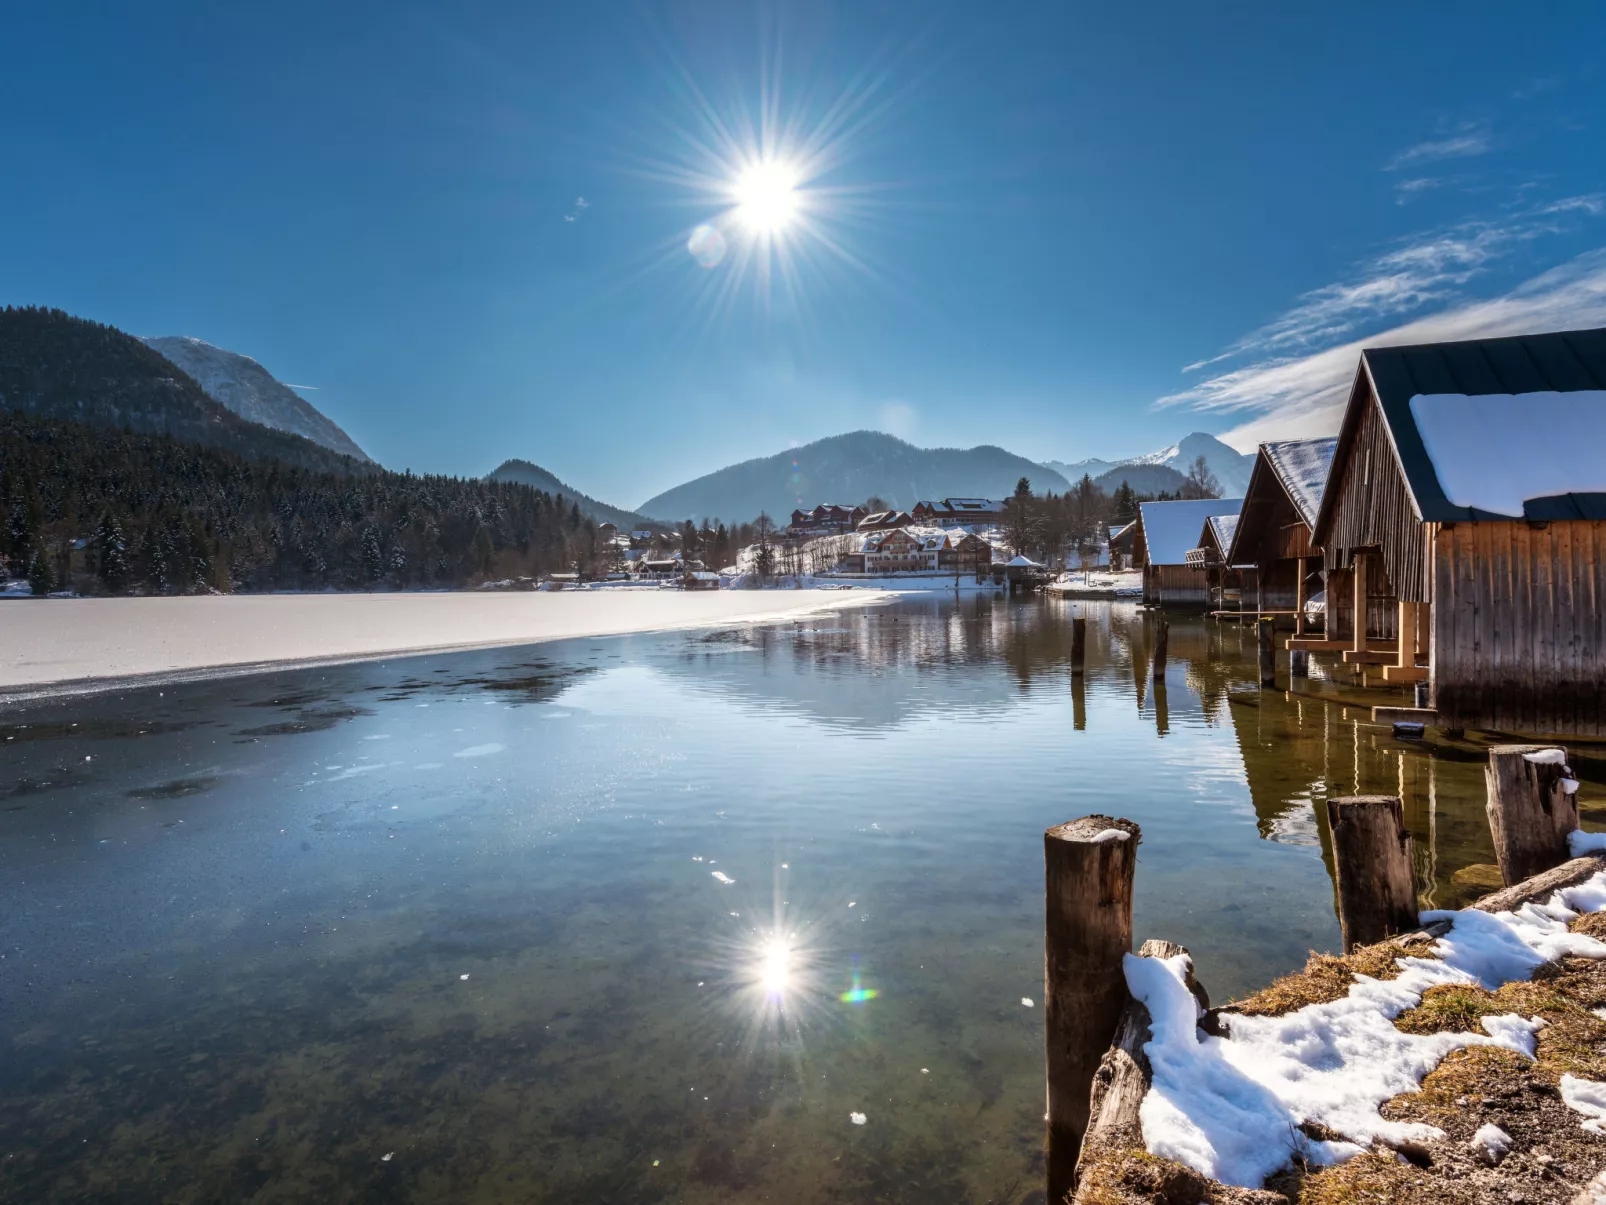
<box><xmin>0</xmin><ymin>588</ymin><xmax>899</xmax><ymax>705</ymax></box>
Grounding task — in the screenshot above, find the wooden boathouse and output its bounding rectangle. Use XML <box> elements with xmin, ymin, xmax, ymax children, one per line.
<box><xmin>1311</xmin><ymin>326</ymin><xmax>1606</xmax><ymax>736</ymax></box>
<box><xmin>1133</xmin><ymin>497</ymin><xmax>1243</xmax><ymax>608</ymax></box>
<box><xmin>1184</xmin><ymin>512</ymin><xmax>1257</xmax><ymax>613</ymax></box>
<box><xmin>1224</xmin><ymin>436</ymin><xmax>1336</xmax><ymax>632</ymax></box>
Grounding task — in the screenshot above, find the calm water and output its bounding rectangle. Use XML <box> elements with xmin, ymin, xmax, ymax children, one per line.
<box><xmin>2</xmin><ymin>596</ymin><xmax>1602</xmax><ymax>1204</ymax></box>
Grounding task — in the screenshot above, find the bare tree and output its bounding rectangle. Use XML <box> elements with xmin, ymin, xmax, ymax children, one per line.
<box><xmin>753</xmin><ymin>513</ymin><xmax>776</xmax><ymax>580</ymax></box>
<box><xmin>1180</xmin><ymin>455</ymin><xmax>1221</xmax><ymax>500</ymax></box>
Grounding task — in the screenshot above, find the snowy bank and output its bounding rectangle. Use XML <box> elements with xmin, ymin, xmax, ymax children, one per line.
<box><xmin>1079</xmin><ymin>855</ymin><xmax>1606</xmax><ymax>1200</ymax></box>
<box><xmin>0</xmin><ymin>589</ymin><xmax>897</xmax><ymax>697</ymax></box>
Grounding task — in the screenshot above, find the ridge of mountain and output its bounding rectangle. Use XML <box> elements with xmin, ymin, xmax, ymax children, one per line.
<box><xmin>637</xmin><ymin>430</ymin><xmax>1072</xmax><ymax>524</ymax></box>
<box><xmin>486</xmin><ymin>459</ymin><xmax>656</xmax><ymax>529</ymax></box>
<box><xmin>1043</xmin><ymin>431</ymin><xmax>1253</xmax><ymax>496</ymax></box>
<box><xmin>142</xmin><ymin>335</ymin><xmax>371</xmax><ymax>462</ymax></box>
<box><xmin>0</xmin><ymin>306</ymin><xmax>369</xmax><ymax>475</ymax></box>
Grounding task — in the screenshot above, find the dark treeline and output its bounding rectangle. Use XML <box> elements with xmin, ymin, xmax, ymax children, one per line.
<box><xmin>0</xmin><ymin>412</ymin><xmax>622</xmax><ymax>595</ymax></box>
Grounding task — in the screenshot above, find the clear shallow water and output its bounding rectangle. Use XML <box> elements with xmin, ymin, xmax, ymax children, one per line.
<box><xmin>1</xmin><ymin>596</ymin><xmax>1602</xmax><ymax>1204</ymax></box>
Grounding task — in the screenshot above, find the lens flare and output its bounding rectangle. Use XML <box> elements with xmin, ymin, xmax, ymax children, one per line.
<box><xmin>687</xmin><ymin>224</ymin><xmax>727</xmax><ymax>269</ymax></box>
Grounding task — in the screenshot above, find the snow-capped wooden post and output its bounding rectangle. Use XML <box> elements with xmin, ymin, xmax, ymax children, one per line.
<box><xmin>1044</xmin><ymin>815</ymin><xmax>1139</xmax><ymax>1201</ymax></box>
<box><xmin>1486</xmin><ymin>745</ymin><xmax>1579</xmax><ymax>886</ymax></box>
<box><xmin>1257</xmin><ymin>617</ymin><xmax>1275</xmax><ymax>687</ymax></box>
<box><xmin>1071</xmin><ymin>615</ymin><xmax>1087</xmax><ymax>677</ymax></box>
<box><xmin>1326</xmin><ymin>796</ymin><xmax>1417</xmax><ymax>952</ymax></box>
<box><xmin>1152</xmin><ymin>619</ymin><xmax>1168</xmax><ymax>681</ymax></box>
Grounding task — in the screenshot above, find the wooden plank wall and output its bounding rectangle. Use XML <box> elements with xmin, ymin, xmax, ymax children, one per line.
<box><xmin>1326</xmin><ymin>557</ymin><xmax>1400</xmax><ymax>642</ymax></box>
<box><xmin>1432</xmin><ymin>520</ymin><xmax>1606</xmax><ymax>737</ymax></box>
<box><xmin>1153</xmin><ymin>564</ymin><xmax>1209</xmax><ymax>607</ymax></box>
<box><xmin>1258</xmin><ymin>559</ymin><xmax>1301</xmax><ymax>610</ymax></box>
<box><xmin>1322</xmin><ymin>391</ymin><xmax>1427</xmax><ymax>601</ymax></box>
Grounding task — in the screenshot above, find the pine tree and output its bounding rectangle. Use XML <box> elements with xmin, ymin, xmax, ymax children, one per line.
<box><xmin>97</xmin><ymin>513</ymin><xmax>130</xmax><ymax>593</ymax></box>
<box><xmin>28</xmin><ymin>545</ymin><xmax>55</xmax><ymax>595</ymax></box>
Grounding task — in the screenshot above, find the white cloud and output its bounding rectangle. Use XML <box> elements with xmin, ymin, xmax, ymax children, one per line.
<box><xmin>877</xmin><ymin>399</ymin><xmax>918</xmax><ymax>442</ymax></box>
<box><xmin>1385</xmin><ymin>124</ymin><xmax>1492</xmax><ymax>171</ymax></box>
<box><xmin>1178</xmin><ymin>248</ymin><xmax>1606</xmax><ymax>452</ymax></box>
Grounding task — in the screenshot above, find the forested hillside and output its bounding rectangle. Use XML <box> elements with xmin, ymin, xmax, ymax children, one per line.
<box><xmin>0</xmin><ymin>306</ymin><xmax>365</xmax><ymax>475</ymax></box>
<box><xmin>0</xmin><ymin>413</ymin><xmax>610</xmax><ymax>595</ymax></box>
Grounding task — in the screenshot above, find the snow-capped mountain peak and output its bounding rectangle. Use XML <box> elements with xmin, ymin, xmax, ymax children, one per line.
<box><xmin>141</xmin><ymin>335</ymin><xmax>371</xmax><ymax>463</ymax></box>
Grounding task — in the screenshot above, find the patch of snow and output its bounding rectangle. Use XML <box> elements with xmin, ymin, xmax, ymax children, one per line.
<box><xmin>1468</xmin><ymin>1122</ymin><xmax>1511</xmax><ymax>1165</ymax></box>
<box><xmin>1021</xmin><ymin>997</ymin><xmax>1035</xmax><ymax>1007</ymax></box>
<box><xmin>849</xmin><ymin>1111</ymin><xmax>867</xmax><ymax>1125</ymax></box>
<box><xmin>1569</xmin><ymin>830</ymin><xmax>1606</xmax><ymax>857</ymax></box>
<box><xmin>1522</xmin><ymin>748</ymin><xmax>1568</xmax><ymax>765</ymax></box>
<box><xmin>1091</xmin><ymin>828</ymin><xmax>1131</xmax><ymax>843</ymax></box>
<box><xmin>1561</xmin><ymin>1074</ymin><xmax>1606</xmax><ymax>1134</ymax></box>
<box><xmin>1409</xmin><ymin>392</ymin><xmax>1606</xmax><ymax>518</ymax></box>
<box><xmin>453</xmin><ymin>743</ymin><xmax>505</xmax><ymax>758</ymax></box>
<box><xmin>1129</xmin><ymin>870</ymin><xmax>1606</xmax><ymax>1188</ymax></box>
<box><xmin>1261</xmin><ymin>438</ymin><xmax>1338</xmax><ymax>529</ymax></box>
<box><xmin>711</xmin><ymin>871</ymin><xmax>735</xmax><ymax>885</ymax></box>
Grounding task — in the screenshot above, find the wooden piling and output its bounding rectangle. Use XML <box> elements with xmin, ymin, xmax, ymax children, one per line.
<box><xmin>1257</xmin><ymin>617</ymin><xmax>1275</xmax><ymax>687</ymax></box>
<box><xmin>1290</xmin><ymin>648</ymin><xmax>1309</xmax><ymax>678</ymax></box>
<box><xmin>1071</xmin><ymin>616</ymin><xmax>1087</xmax><ymax>677</ymax></box>
<box><xmin>1044</xmin><ymin>815</ymin><xmax>1139</xmax><ymax>1201</ymax></box>
<box><xmin>1486</xmin><ymin>744</ymin><xmax>1579</xmax><ymax>886</ymax></box>
<box><xmin>1152</xmin><ymin>619</ymin><xmax>1168</xmax><ymax>682</ymax></box>
<box><xmin>1072</xmin><ymin>674</ymin><xmax>1087</xmax><ymax>731</ymax></box>
<box><xmin>1325</xmin><ymin>796</ymin><xmax>1417</xmax><ymax>952</ymax></box>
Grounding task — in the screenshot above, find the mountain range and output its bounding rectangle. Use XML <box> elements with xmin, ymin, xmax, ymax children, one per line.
<box><xmin>636</xmin><ymin>431</ymin><xmax>1073</xmax><ymax>524</ymax></box>
<box><xmin>1043</xmin><ymin>432</ymin><xmax>1254</xmax><ymax>498</ymax></box>
<box><xmin>0</xmin><ymin>307</ymin><xmax>367</xmax><ymax>476</ymax></box>
<box><xmin>141</xmin><ymin>336</ymin><xmax>372</xmax><ymax>462</ymax></box>
<box><xmin>486</xmin><ymin>459</ymin><xmax>654</xmax><ymax>530</ymax></box>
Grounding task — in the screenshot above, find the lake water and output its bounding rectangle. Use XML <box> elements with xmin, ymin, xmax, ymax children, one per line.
<box><xmin>2</xmin><ymin>595</ymin><xmax>1601</xmax><ymax>1203</ymax></box>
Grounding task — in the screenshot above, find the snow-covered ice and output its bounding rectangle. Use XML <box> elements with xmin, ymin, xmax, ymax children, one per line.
<box><xmin>0</xmin><ymin>590</ymin><xmax>898</xmax><ymax>695</ymax></box>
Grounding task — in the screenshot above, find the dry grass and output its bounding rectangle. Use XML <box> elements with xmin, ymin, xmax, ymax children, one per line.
<box><xmin>1293</xmin><ymin>1150</ymin><xmax>1472</xmax><ymax>1205</ymax></box>
<box><xmin>1074</xmin><ymin>1149</ymin><xmax>1286</xmax><ymax>1205</ymax></box>
<box><xmin>1229</xmin><ymin>939</ymin><xmax>1429</xmax><ymax>1018</ymax></box>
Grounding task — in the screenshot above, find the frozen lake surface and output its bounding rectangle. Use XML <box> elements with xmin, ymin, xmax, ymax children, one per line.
<box><xmin>0</xmin><ymin>597</ymin><xmax>1599</xmax><ymax>1203</ymax></box>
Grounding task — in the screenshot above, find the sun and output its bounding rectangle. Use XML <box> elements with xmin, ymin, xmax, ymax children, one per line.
<box><xmin>731</xmin><ymin>160</ymin><xmax>801</xmax><ymax>234</ymax></box>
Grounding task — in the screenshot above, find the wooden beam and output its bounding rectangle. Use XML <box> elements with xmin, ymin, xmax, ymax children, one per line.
<box><xmin>1372</xmin><ymin>705</ymin><xmax>1438</xmax><ymax>724</ymax></box>
<box><xmin>1397</xmin><ymin>600</ymin><xmax>1413</xmax><ymax>668</ymax></box>
<box><xmin>1381</xmin><ymin>664</ymin><xmax>1429</xmax><ymax>683</ymax></box>
<box><xmin>1352</xmin><ymin>550</ymin><xmax>1368</xmax><ymax>654</ymax></box>
<box><xmin>1284</xmin><ymin>637</ymin><xmax>1351</xmax><ymax>651</ymax></box>
<box><xmin>1294</xmin><ymin>555</ymin><xmax>1308</xmax><ymax>636</ymax></box>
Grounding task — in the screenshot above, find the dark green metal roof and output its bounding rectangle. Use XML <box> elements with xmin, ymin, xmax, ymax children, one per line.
<box><xmin>1360</xmin><ymin>326</ymin><xmax>1606</xmax><ymax>523</ymax></box>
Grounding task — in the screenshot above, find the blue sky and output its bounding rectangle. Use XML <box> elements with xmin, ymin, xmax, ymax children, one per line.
<box><xmin>2</xmin><ymin>1</ymin><xmax>1603</xmax><ymax>508</ymax></box>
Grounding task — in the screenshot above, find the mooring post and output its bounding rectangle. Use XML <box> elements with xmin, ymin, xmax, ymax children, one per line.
<box><xmin>1044</xmin><ymin>815</ymin><xmax>1139</xmax><ymax>1202</ymax></box>
<box><xmin>1071</xmin><ymin>615</ymin><xmax>1087</xmax><ymax>677</ymax></box>
<box><xmin>1486</xmin><ymin>745</ymin><xmax>1579</xmax><ymax>886</ymax></box>
<box><xmin>1151</xmin><ymin>618</ymin><xmax>1168</xmax><ymax>682</ymax></box>
<box><xmin>1326</xmin><ymin>796</ymin><xmax>1417</xmax><ymax>952</ymax></box>
<box><xmin>1072</xmin><ymin>674</ymin><xmax>1087</xmax><ymax>731</ymax></box>
<box><xmin>1257</xmin><ymin>617</ymin><xmax>1275</xmax><ymax>687</ymax></box>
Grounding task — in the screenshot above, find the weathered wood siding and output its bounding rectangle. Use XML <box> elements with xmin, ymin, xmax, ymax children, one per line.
<box><xmin>1147</xmin><ymin>564</ymin><xmax>1208</xmax><ymax>607</ymax></box>
<box><xmin>1321</xmin><ymin>386</ymin><xmax>1427</xmax><ymax>602</ymax></box>
<box><xmin>1432</xmin><ymin>520</ymin><xmax>1606</xmax><ymax>737</ymax></box>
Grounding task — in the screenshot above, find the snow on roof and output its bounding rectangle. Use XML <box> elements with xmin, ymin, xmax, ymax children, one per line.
<box><xmin>1006</xmin><ymin>554</ymin><xmax>1042</xmax><ymax>566</ymax></box>
<box><xmin>1138</xmin><ymin>498</ymin><xmax>1243</xmax><ymax>565</ymax></box>
<box><xmin>1207</xmin><ymin>513</ymin><xmax>1239</xmax><ymax>552</ymax></box>
<box><xmin>1261</xmin><ymin>437</ymin><xmax>1337</xmax><ymax>528</ymax></box>
<box><xmin>1409</xmin><ymin>392</ymin><xmax>1606</xmax><ymax>518</ymax></box>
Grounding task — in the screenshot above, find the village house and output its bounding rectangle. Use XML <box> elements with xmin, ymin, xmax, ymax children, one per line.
<box><xmin>1108</xmin><ymin>520</ymin><xmax>1136</xmax><ymax>571</ymax></box>
<box><xmin>1223</xmin><ymin>437</ymin><xmax>1337</xmax><ymax>631</ymax></box>
<box><xmin>856</xmin><ymin>509</ymin><xmax>915</xmax><ymax>531</ymax></box>
<box><xmin>1133</xmin><ymin>497</ymin><xmax>1244</xmax><ymax>608</ymax></box>
<box><xmin>1309</xmin><ymin>326</ymin><xmax>1606</xmax><ymax>736</ymax></box>
<box><xmin>910</xmin><ymin>498</ymin><xmax>1007</xmax><ymax>527</ymax></box>
<box><xmin>861</xmin><ymin>527</ymin><xmax>934</xmax><ymax>572</ymax></box>
<box><xmin>788</xmin><ymin>503</ymin><xmax>868</xmax><ymax>533</ymax></box>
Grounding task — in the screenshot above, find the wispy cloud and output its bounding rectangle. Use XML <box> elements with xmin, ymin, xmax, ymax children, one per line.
<box><xmin>284</xmin><ymin>383</ymin><xmax>320</xmax><ymax>391</ymax></box>
<box><xmin>563</xmin><ymin>195</ymin><xmax>591</xmax><ymax>223</ymax></box>
<box><xmin>1158</xmin><ymin>200</ymin><xmax>1606</xmax><ymax>451</ymax></box>
<box><xmin>1179</xmin><ymin>249</ymin><xmax>1606</xmax><ymax>451</ymax></box>
<box><xmin>1385</xmin><ymin>123</ymin><xmax>1492</xmax><ymax>172</ymax></box>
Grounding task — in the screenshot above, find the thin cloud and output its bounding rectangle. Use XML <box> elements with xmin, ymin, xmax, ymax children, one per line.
<box><xmin>563</xmin><ymin>195</ymin><xmax>591</xmax><ymax>223</ymax></box>
<box><xmin>1385</xmin><ymin>123</ymin><xmax>1492</xmax><ymax>172</ymax></box>
<box><xmin>1166</xmin><ymin>248</ymin><xmax>1606</xmax><ymax>452</ymax></box>
<box><xmin>283</xmin><ymin>383</ymin><xmax>320</xmax><ymax>390</ymax></box>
